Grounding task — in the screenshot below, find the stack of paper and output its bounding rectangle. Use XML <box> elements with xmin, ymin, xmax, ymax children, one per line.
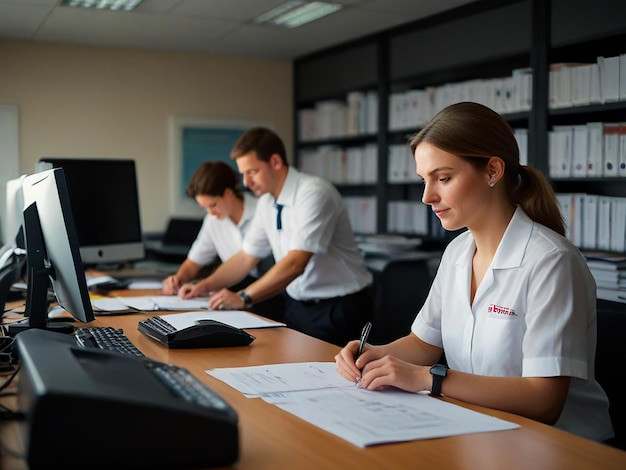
<box><xmin>585</xmin><ymin>252</ymin><xmax>626</xmax><ymax>303</ymax></box>
<box><xmin>206</xmin><ymin>362</ymin><xmax>518</xmax><ymax>448</ymax></box>
<box><xmin>91</xmin><ymin>295</ymin><xmax>212</xmax><ymax>315</ymax></box>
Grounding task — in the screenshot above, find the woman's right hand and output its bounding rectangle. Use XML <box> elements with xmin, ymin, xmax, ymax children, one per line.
<box><xmin>335</xmin><ymin>340</ymin><xmax>385</xmax><ymax>383</ymax></box>
<box><xmin>162</xmin><ymin>275</ymin><xmax>181</xmax><ymax>295</ymax></box>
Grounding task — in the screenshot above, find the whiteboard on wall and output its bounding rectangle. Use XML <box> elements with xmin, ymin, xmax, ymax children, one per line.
<box><xmin>168</xmin><ymin>116</ymin><xmax>271</xmax><ymax>218</ymax></box>
<box><xmin>0</xmin><ymin>105</ymin><xmax>20</xmax><ymax>245</ymax></box>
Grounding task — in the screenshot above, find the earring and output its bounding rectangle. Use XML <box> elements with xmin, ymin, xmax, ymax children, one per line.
<box><xmin>489</xmin><ymin>181</ymin><xmax>495</xmax><ymax>188</ymax></box>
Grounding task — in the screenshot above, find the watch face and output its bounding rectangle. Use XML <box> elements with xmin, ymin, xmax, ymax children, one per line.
<box><xmin>431</xmin><ymin>364</ymin><xmax>448</xmax><ymax>377</ymax></box>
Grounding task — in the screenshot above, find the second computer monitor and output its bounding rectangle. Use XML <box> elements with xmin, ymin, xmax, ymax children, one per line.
<box><xmin>37</xmin><ymin>158</ymin><xmax>144</xmax><ymax>267</ymax></box>
<box><xmin>4</xmin><ymin>175</ymin><xmax>26</xmax><ymax>248</ymax></box>
<box><xmin>8</xmin><ymin>168</ymin><xmax>95</xmax><ymax>336</ymax></box>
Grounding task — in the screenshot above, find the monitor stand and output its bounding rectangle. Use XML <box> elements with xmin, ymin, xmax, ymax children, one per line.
<box><xmin>7</xmin><ymin>262</ymin><xmax>74</xmax><ymax>337</ymax></box>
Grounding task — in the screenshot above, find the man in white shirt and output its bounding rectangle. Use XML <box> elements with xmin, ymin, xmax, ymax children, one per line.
<box><xmin>180</xmin><ymin>127</ymin><xmax>373</xmax><ymax>346</ymax></box>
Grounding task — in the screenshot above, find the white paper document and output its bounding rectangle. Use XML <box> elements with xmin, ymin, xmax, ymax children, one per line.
<box><xmin>158</xmin><ymin>310</ymin><xmax>285</xmax><ymax>331</ymax></box>
<box><xmin>206</xmin><ymin>362</ymin><xmax>519</xmax><ymax>448</ymax></box>
<box><xmin>113</xmin><ymin>295</ymin><xmax>212</xmax><ymax>311</ymax></box>
<box><xmin>91</xmin><ymin>295</ymin><xmax>212</xmax><ymax>314</ymax></box>
<box><xmin>207</xmin><ymin>362</ymin><xmax>348</xmax><ymax>397</ymax></box>
<box><xmin>91</xmin><ymin>297</ymin><xmax>138</xmax><ymax>314</ymax></box>
<box><xmin>86</xmin><ymin>276</ymin><xmax>163</xmax><ymax>290</ymax></box>
<box><xmin>127</xmin><ymin>280</ymin><xmax>164</xmax><ymax>290</ymax></box>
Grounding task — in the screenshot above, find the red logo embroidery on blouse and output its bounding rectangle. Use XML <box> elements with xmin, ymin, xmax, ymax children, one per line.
<box><xmin>487</xmin><ymin>304</ymin><xmax>517</xmax><ymax>317</ymax></box>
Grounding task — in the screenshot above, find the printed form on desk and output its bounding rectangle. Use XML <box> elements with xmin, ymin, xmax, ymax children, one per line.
<box><xmin>206</xmin><ymin>362</ymin><xmax>519</xmax><ymax>448</ymax></box>
<box><xmin>90</xmin><ymin>297</ymin><xmax>285</xmax><ymax>330</ymax></box>
<box><xmin>90</xmin><ymin>295</ymin><xmax>212</xmax><ymax>314</ymax></box>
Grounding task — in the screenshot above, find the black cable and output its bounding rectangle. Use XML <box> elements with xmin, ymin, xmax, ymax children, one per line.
<box><xmin>0</xmin><ymin>363</ymin><xmax>20</xmax><ymax>394</ymax></box>
<box><xmin>1</xmin><ymin>303</ymin><xmax>27</xmax><ymax>325</ymax></box>
<box><xmin>0</xmin><ymin>363</ymin><xmax>22</xmax><ymax>422</ymax></box>
<box><xmin>2</xmin><ymin>302</ymin><xmax>26</xmax><ymax>314</ymax></box>
<box><xmin>0</xmin><ymin>402</ymin><xmax>25</xmax><ymax>421</ymax></box>
<box><xmin>0</xmin><ymin>335</ymin><xmax>15</xmax><ymax>352</ymax></box>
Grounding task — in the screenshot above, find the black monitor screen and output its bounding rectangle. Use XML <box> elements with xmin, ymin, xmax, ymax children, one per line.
<box><xmin>8</xmin><ymin>168</ymin><xmax>95</xmax><ymax>336</ymax></box>
<box><xmin>38</xmin><ymin>158</ymin><xmax>144</xmax><ymax>266</ymax></box>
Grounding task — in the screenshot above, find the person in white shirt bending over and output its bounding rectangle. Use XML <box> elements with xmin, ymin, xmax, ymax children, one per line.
<box><xmin>335</xmin><ymin>101</ymin><xmax>614</xmax><ymax>443</ymax></box>
<box><xmin>163</xmin><ymin>160</ymin><xmax>283</xmax><ymax>321</ymax></box>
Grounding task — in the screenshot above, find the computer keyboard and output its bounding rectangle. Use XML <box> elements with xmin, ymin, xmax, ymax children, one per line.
<box><xmin>74</xmin><ymin>326</ymin><xmax>145</xmax><ymax>357</ymax></box>
<box><xmin>148</xmin><ymin>361</ymin><xmax>233</xmax><ymax>411</ymax></box>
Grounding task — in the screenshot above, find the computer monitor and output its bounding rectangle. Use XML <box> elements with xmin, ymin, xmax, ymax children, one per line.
<box><xmin>0</xmin><ymin>176</ymin><xmax>27</xmax><ymax>314</ymax></box>
<box><xmin>37</xmin><ymin>158</ymin><xmax>144</xmax><ymax>267</ymax></box>
<box><xmin>4</xmin><ymin>175</ymin><xmax>26</xmax><ymax>248</ymax></box>
<box><xmin>7</xmin><ymin>168</ymin><xmax>95</xmax><ymax>336</ymax></box>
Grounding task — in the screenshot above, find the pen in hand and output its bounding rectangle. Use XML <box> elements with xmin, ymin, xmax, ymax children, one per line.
<box><xmin>355</xmin><ymin>321</ymin><xmax>372</xmax><ymax>361</ymax></box>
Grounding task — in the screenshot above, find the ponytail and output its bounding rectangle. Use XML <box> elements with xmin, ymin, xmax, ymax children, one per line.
<box><xmin>510</xmin><ymin>166</ymin><xmax>565</xmax><ymax>237</ymax></box>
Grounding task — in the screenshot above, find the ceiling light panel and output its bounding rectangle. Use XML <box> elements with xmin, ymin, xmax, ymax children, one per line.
<box><xmin>61</xmin><ymin>0</ymin><xmax>143</xmax><ymax>11</ymax></box>
<box><xmin>255</xmin><ymin>1</ymin><xmax>342</xmax><ymax>28</ymax></box>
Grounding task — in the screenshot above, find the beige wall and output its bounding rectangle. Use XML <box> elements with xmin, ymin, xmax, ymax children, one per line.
<box><xmin>0</xmin><ymin>40</ymin><xmax>293</xmax><ymax>232</ymax></box>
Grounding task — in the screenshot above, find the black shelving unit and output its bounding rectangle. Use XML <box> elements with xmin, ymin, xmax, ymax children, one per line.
<box><xmin>547</xmin><ymin>1</ymin><xmax>626</xmax><ymax>205</ymax></box>
<box><xmin>293</xmin><ymin>0</ymin><xmax>626</xmax><ymax>250</ymax></box>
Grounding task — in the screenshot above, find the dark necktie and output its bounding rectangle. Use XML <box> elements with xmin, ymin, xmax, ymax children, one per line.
<box><xmin>274</xmin><ymin>203</ymin><xmax>283</xmax><ymax>231</ymax></box>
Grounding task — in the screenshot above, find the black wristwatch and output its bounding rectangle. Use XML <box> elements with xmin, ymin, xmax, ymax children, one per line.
<box><xmin>429</xmin><ymin>363</ymin><xmax>449</xmax><ymax>397</ymax></box>
<box><xmin>237</xmin><ymin>290</ymin><xmax>253</xmax><ymax>309</ymax></box>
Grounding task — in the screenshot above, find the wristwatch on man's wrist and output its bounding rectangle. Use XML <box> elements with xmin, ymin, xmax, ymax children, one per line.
<box><xmin>237</xmin><ymin>290</ymin><xmax>253</xmax><ymax>309</ymax></box>
<box><xmin>429</xmin><ymin>363</ymin><xmax>449</xmax><ymax>397</ymax></box>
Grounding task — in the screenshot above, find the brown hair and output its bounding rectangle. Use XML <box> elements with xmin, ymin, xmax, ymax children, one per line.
<box><xmin>186</xmin><ymin>161</ymin><xmax>242</xmax><ymax>200</ymax></box>
<box><xmin>409</xmin><ymin>102</ymin><xmax>565</xmax><ymax>236</ymax></box>
<box><xmin>230</xmin><ymin>127</ymin><xmax>288</xmax><ymax>165</ymax></box>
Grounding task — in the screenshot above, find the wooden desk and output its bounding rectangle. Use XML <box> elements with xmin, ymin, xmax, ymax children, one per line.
<box><xmin>2</xmin><ymin>294</ymin><xmax>626</xmax><ymax>469</ymax></box>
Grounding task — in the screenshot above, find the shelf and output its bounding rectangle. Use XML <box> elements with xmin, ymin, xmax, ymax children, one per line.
<box><xmin>293</xmin><ymin>0</ymin><xmax>626</xmax><ymax>250</ymax></box>
<box><xmin>297</xmin><ymin>134</ymin><xmax>377</xmax><ymax>148</ymax></box>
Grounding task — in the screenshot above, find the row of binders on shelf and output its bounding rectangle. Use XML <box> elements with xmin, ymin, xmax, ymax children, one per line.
<box><xmin>298</xmin><ymin>90</ymin><xmax>378</xmax><ymax>141</ymax></box>
<box><xmin>549</xmin><ymin>54</ymin><xmax>626</xmax><ymax>109</ymax></box>
<box><xmin>388</xmin><ymin>67</ymin><xmax>532</xmax><ymax>131</ymax></box>
<box><xmin>387</xmin><ymin>144</ymin><xmax>420</xmax><ymax>183</ymax></box>
<box><xmin>343</xmin><ymin>195</ymin><xmax>460</xmax><ymax>240</ymax></box>
<box><xmin>557</xmin><ymin>193</ymin><xmax>626</xmax><ymax>253</ymax></box>
<box><xmin>298</xmin><ymin>53</ymin><xmax>625</xmax><ymax>143</ymax></box>
<box><xmin>387</xmin><ymin>201</ymin><xmax>429</xmax><ymax>235</ymax></box>
<box><xmin>583</xmin><ymin>252</ymin><xmax>626</xmax><ymax>304</ymax></box>
<box><xmin>299</xmin><ymin>128</ymin><xmax>527</xmax><ymax>186</ymax></box>
<box><xmin>298</xmin><ymin>66</ymin><xmax>533</xmax><ymax>142</ymax></box>
<box><xmin>344</xmin><ymin>196</ymin><xmax>377</xmax><ymax>235</ymax></box>
<box><xmin>298</xmin><ymin>144</ymin><xmax>377</xmax><ymax>185</ymax></box>
<box><xmin>549</xmin><ymin>122</ymin><xmax>626</xmax><ymax>178</ymax></box>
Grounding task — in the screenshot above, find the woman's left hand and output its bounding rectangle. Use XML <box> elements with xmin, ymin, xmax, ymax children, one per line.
<box><xmin>358</xmin><ymin>355</ymin><xmax>429</xmax><ymax>393</ymax></box>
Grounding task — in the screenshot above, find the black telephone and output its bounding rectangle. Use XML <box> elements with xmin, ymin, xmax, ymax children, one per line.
<box><xmin>138</xmin><ymin>317</ymin><xmax>255</xmax><ymax>349</ymax></box>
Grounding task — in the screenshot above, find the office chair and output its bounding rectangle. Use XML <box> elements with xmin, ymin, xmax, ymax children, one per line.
<box><xmin>595</xmin><ymin>300</ymin><xmax>626</xmax><ymax>451</ymax></box>
<box><xmin>369</xmin><ymin>258</ymin><xmax>435</xmax><ymax>344</ymax></box>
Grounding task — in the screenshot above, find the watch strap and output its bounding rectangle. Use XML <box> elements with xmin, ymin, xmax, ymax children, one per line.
<box><xmin>430</xmin><ymin>364</ymin><xmax>449</xmax><ymax>397</ymax></box>
<box><xmin>237</xmin><ymin>290</ymin><xmax>253</xmax><ymax>309</ymax></box>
